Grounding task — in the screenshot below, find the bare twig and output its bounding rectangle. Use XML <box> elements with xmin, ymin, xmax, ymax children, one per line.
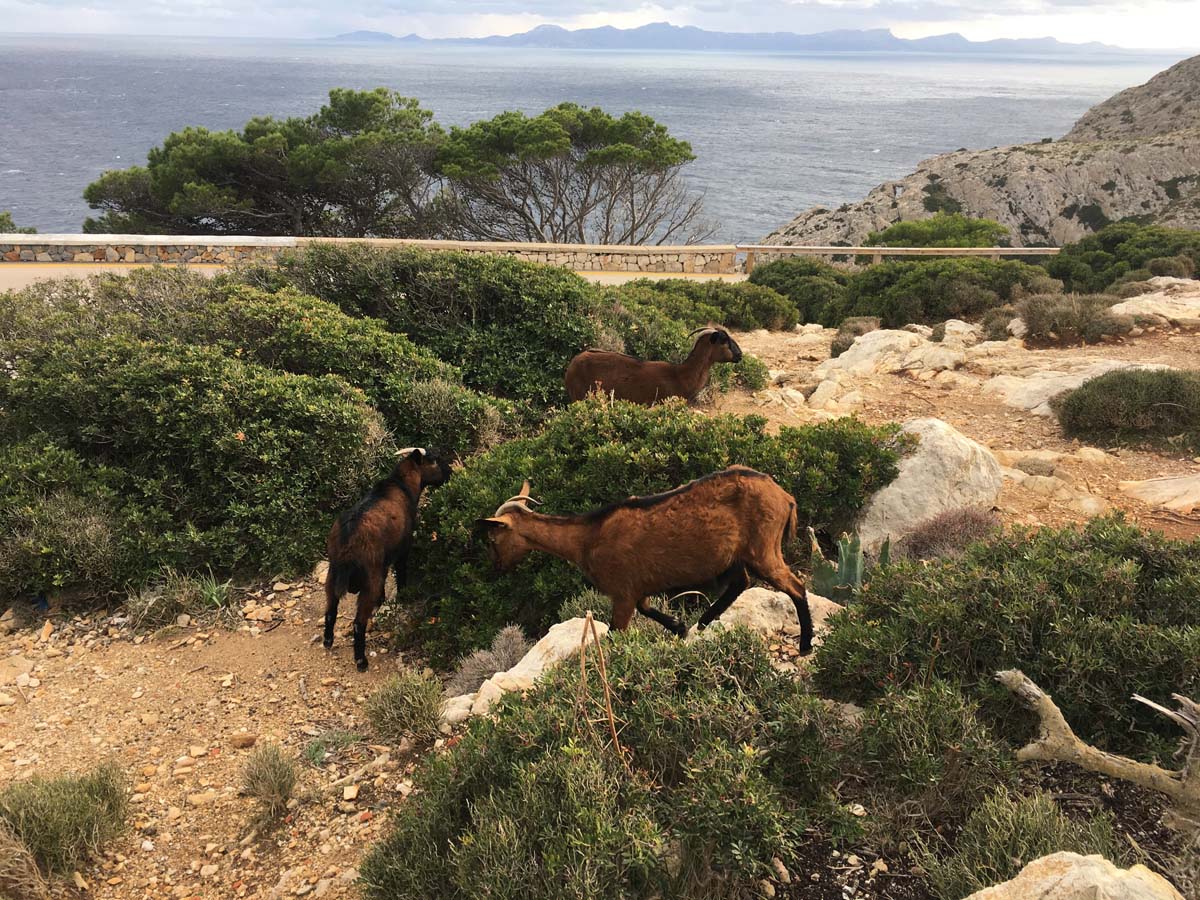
<box><xmin>325</xmin><ymin>751</ymin><xmax>390</xmax><ymax>793</ymax></box>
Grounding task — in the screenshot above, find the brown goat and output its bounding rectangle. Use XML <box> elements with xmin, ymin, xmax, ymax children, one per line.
<box><xmin>564</xmin><ymin>327</ymin><xmax>743</xmax><ymax>405</ymax></box>
<box><xmin>476</xmin><ymin>467</ymin><xmax>813</xmax><ymax>651</ymax></box>
<box><xmin>324</xmin><ymin>448</ymin><xmax>451</xmax><ymax>671</ymax></box>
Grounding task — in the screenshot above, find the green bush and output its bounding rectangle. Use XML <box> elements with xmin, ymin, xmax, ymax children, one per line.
<box><xmin>0</xmin><ymin>335</ymin><xmax>390</xmax><ymax>586</ymax></box>
<box><xmin>612</xmin><ymin>278</ymin><xmax>799</xmax><ymax>331</ymax></box>
<box><xmin>980</xmin><ymin>304</ymin><xmax>1018</xmax><ymax>341</ymax></box>
<box><xmin>360</xmin><ymin>628</ymin><xmax>848</xmax><ymax>900</ymax></box>
<box><xmin>1017</xmin><ymin>293</ymin><xmax>1133</xmax><ymax>344</ymax></box>
<box><xmin>1043</xmin><ymin>223</ymin><xmax>1200</xmax><ymax>293</ymax></box>
<box><xmin>864</xmin><ymin>214</ymin><xmax>1009</xmax><ymax>248</ymax></box>
<box><xmin>856</xmin><ymin>681</ymin><xmax>1014</xmax><ymax>833</ymax></box>
<box><xmin>0</xmin><ymin>763</ymin><xmax>128</xmax><ymax>876</ymax></box>
<box><xmin>748</xmin><ymin>257</ymin><xmax>849</xmax><ymax>325</ymax></box>
<box><xmin>366</xmin><ymin>670</ymin><xmax>444</xmax><ymax>743</ymax></box>
<box><xmin>0</xmin><ymin>441</ymin><xmax>135</xmax><ymax>600</ymax></box>
<box><xmin>125</xmin><ymin>568</ymin><xmax>235</xmax><ymax>630</ymax></box>
<box><xmin>1147</xmin><ymin>255</ymin><xmax>1194</xmax><ymax>278</ymax></box>
<box><xmin>1053</xmin><ymin>369</ymin><xmax>1200</xmax><ymax>452</ymax></box>
<box><xmin>919</xmin><ymin>789</ymin><xmax>1121</xmax><ymax>899</ymax></box>
<box><xmin>240</xmin><ymin>744</ymin><xmax>298</xmax><ymax>827</ymax></box>
<box><xmin>814</xmin><ymin>517</ymin><xmax>1200</xmax><ymax>754</ymax></box>
<box><xmin>845</xmin><ymin>258</ymin><xmax>1051</xmax><ymax>328</ymax></box>
<box><xmin>401</xmin><ymin>398</ymin><xmax>906</xmax><ymax>660</ymax></box>
<box><xmin>247</xmin><ymin>243</ymin><xmax>604</xmax><ymax>412</ymax></box>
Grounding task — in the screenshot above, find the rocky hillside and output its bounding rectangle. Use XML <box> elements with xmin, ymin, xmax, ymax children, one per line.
<box><xmin>764</xmin><ymin>54</ymin><xmax>1200</xmax><ymax>247</ymax></box>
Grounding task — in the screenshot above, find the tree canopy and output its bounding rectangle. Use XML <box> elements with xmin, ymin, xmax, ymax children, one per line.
<box><xmin>864</xmin><ymin>213</ymin><xmax>1009</xmax><ymax>248</ymax></box>
<box><xmin>436</xmin><ymin>103</ymin><xmax>713</xmax><ymax>244</ymax></box>
<box><xmin>82</xmin><ymin>89</ymin><xmax>447</xmax><ymax>237</ymax></box>
<box><xmin>82</xmin><ymin>95</ymin><xmax>713</xmax><ymax>245</ymax></box>
<box><xmin>0</xmin><ymin>212</ymin><xmax>35</xmax><ymax>234</ymax></box>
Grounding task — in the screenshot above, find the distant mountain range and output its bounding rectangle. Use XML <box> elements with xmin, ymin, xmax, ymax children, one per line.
<box><xmin>329</xmin><ymin>22</ymin><xmax>1125</xmax><ymax>54</ymax></box>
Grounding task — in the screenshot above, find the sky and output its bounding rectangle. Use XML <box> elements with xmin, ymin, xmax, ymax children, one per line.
<box><xmin>2</xmin><ymin>0</ymin><xmax>1198</xmax><ymax>49</ymax></box>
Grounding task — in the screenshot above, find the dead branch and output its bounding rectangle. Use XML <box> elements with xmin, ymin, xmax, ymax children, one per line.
<box><xmin>324</xmin><ymin>751</ymin><xmax>390</xmax><ymax>793</ymax></box>
<box><xmin>995</xmin><ymin>669</ymin><xmax>1199</xmax><ymax>832</ymax></box>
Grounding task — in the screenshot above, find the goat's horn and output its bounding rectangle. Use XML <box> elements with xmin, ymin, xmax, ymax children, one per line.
<box><xmin>687</xmin><ymin>327</ymin><xmax>719</xmax><ymax>338</ymax></box>
<box><xmin>395</xmin><ymin>446</ymin><xmax>426</xmax><ymax>457</ymax></box>
<box><xmin>502</xmin><ymin>494</ymin><xmax>542</xmax><ymax>507</ymax></box>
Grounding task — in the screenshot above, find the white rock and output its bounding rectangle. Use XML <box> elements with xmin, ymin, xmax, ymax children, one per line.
<box><xmin>940</xmin><ymin>319</ymin><xmax>982</xmax><ymax>347</ymax></box>
<box><xmin>1007</xmin><ymin>316</ymin><xmax>1028</xmax><ymax>338</ymax></box>
<box><xmin>1110</xmin><ymin>278</ymin><xmax>1200</xmax><ymax>328</ymax></box>
<box><xmin>898</xmin><ymin>343</ymin><xmax>966</xmax><ymax>372</ymax></box>
<box><xmin>1076</xmin><ymin>447</ymin><xmax>1111</xmax><ymax>464</ymax></box>
<box><xmin>439</xmin><ymin>692</ymin><xmax>476</xmax><ymax>727</ymax></box>
<box><xmin>1072</xmin><ymin>495</ymin><xmax>1110</xmax><ymax>516</ymax></box>
<box><xmin>903</xmin><ymin>324</ymin><xmax>934</xmax><ymax>338</ymax></box>
<box><xmin>965</xmin><ymin>852</ymin><xmax>1183</xmax><ymax>900</ymax></box>
<box><xmin>983</xmin><ymin>361</ymin><xmax>1171</xmax><ymax>416</ymax></box>
<box><xmin>694</xmin><ymin>588</ymin><xmax>842</xmax><ymax>641</ymax></box>
<box><xmin>1120</xmin><ymin>473</ymin><xmax>1200</xmax><ymax>515</ymax></box>
<box><xmin>855</xmin><ymin>418</ymin><xmax>1003</xmax><ymax>552</ymax></box>
<box><xmin>467</xmin><ymin>618</ymin><xmax>609</xmax><ymax>718</ymax></box>
<box><xmin>814</xmin><ymin>329</ymin><xmax>923</xmax><ymax>377</ymax></box>
<box><xmin>798</xmin><ymin>323</ymin><xmax>825</xmax><ymax>335</ymax></box>
<box><xmin>807</xmin><ymin>379</ymin><xmax>842</xmax><ymax>408</ymax></box>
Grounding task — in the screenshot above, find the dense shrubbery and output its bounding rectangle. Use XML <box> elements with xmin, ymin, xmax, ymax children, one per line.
<box><xmin>829</xmin><ymin>316</ymin><xmax>879</xmax><ymax>358</ymax></box>
<box><xmin>815</xmin><ymin>516</ymin><xmax>1200</xmax><ymax>754</ymax></box>
<box><xmin>1017</xmin><ymin>292</ymin><xmax>1133</xmax><ymax>344</ymax></box>
<box><xmin>401</xmin><ymin>398</ymin><xmax>906</xmax><ymax>660</ymax></box>
<box><xmin>1053</xmin><ymin>369</ymin><xmax>1200</xmax><ymax>452</ymax></box>
<box><xmin>612</xmin><ymin>278</ymin><xmax>800</xmax><ymax>331</ymax></box>
<box><xmin>0</xmin><ymin>336</ymin><xmax>389</xmax><ymax>590</ymax></box>
<box><xmin>360</xmin><ymin>628</ymin><xmax>848</xmax><ymax>900</ymax></box>
<box><xmin>748</xmin><ymin>256</ymin><xmax>1052</xmax><ymax>327</ymax></box>
<box><xmin>247</xmin><ymin>243</ymin><xmax>604</xmax><ymax>412</ymax></box>
<box><xmin>0</xmin><ymin>763</ymin><xmax>128</xmax><ymax>876</ymax></box>
<box><xmin>1043</xmin><ymin>223</ymin><xmax>1200</xmax><ymax>293</ymax></box>
<box><xmin>864</xmin><ymin>213</ymin><xmax>1009</xmax><ymax>248</ymax></box>
<box><xmin>747</xmin><ymin>256</ymin><xmax>849</xmax><ymax>325</ymax></box>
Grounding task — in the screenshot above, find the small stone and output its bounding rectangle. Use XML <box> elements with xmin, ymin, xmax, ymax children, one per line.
<box><xmin>230</xmin><ymin>733</ymin><xmax>257</xmax><ymax>749</ymax></box>
<box><xmin>848</xmin><ymin>803</ymin><xmax>867</xmax><ymax>817</ymax></box>
<box><xmin>759</xmin><ymin>879</ymin><xmax>776</xmax><ymax>898</ymax></box>
<box><xmin>771</xmin><ymin>858</ymin><xmax>791</xmax><ymax>884</ymax></box>
<box><xmin>189</xmin><ymin>745</ymin><xmax>208</xmax><ymax>758</ymax></box>
<box><xmin>177</xmin><ymin>614</ymin><xmax>192</xmax><ymax>627</ymax></box>
<box><xmin>39</xmin><ymin>621</ymin><xmax>54</xmax><ymax>642</ymax></box>
<box><xmin>142</xmin><ymin>839</ymin><xmax>155</xmax><ymax>852</ymax></box>
<box><xmin>0</xmin><ymin>692</ymin><xmax>14</xmax><ymax>707</ymax></box>
<box><xmin>343</xmin><ymin>784</ymin><xmax>359</xmax><ymax>801</ymax></box>
<box><xmin>187</xmin><ymin>790</ymin><xmax>217</xmax><ymax>806</ymax></box>
<box><xmin>200</xmin><ymin>864</ymin><xmax>218</xmax><ymax>877</ymax></box>
<box><xmin>73</xmin><ymin>872</ymin><xmax>89</xmax><ymax>890</ymax></box>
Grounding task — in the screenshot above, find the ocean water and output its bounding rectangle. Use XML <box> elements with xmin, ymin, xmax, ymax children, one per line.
<box><xmin>0</xmin><ymin>35</ymin><xmax>1178</xmax><ymax>241</ymax></box>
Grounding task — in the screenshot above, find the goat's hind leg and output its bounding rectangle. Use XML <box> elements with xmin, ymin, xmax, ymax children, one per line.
<box><xmin>323</xmin><ymin>574</ymin><xmax>340</xmax><ymax>650</ymax></box>
<box><xmin>696</xmin><ymin>564</ymin><xmax>749</xmax><ymax>630</ymax></box>
<box><xmin>353</xmin><ymin>568</ymin><xmax>386</xmax><ymax>672</ymax></box>
<box><xmin>756</xmin><ymin>563</ymin><xmax>814</xmax><ymax>654</ymax></box>
<box><xmin>636</xmin><ymin>597</ymin><xmax>687</xmax><ymax>638</ymax></box>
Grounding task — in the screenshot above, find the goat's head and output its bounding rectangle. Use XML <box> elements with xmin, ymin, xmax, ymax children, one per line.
<box><xmin>395</xmin><ymin>447</ymin><xmax>452</xmax><ymax>488</ymax></box>
<box><xmin>475</xmin><ymin>480</ymin><xmax>541</xmax><ymax>573</ymax></box>
<box><xmin>690</xmin><ymin>327</ymin><xmax>743</xmax><ymax>364</ymax></box>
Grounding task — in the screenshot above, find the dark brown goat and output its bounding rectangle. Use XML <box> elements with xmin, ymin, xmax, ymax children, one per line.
<box><xmin>324</xmin><ymin>448</ymin><xmax>451</xmax><ymax>671</ymax></box>
<box><xmin>564</xmin><ymin>327</ymin><xmax>743</xmax><ymax>405</ymax></box>
<box><xmin>476</xmin><ymin>467</ymin><xmax>813</xmax><ymax>651</ymax></box>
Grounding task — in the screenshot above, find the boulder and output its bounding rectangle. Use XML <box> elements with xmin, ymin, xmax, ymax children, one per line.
<box><xmin>965</xmin><ymin>852</ymin><xmax>1183</xmax><ymax>900</ymax></box>
<box><xmin>982</xmin><ymin>362</ymin><xmax>1171</xmax><ymax>416</ymax></box>
<box><xmin>693</xmin><ymin>588</ymin><xmax>843</xmax><ymax>640</ymax></box>
<box><xmin>940</xmin><ymin>319</ymin><xmax>982</xmax><ymax>347</ymax></box>
<box><xmin>897</xmin><ymin>343</ymin><xmax>966</xmax><ymax>373</ymax></box>
<box><xmin>1119</xmin><ymin>473</ymin><xmax>1200</xmax><ymax>515</ymax></box>
<box><xmin>1110</xmin><ymin>277</ymin><xmax>1200</xmax><ymax>328</ymax></box>
<box><xmin>465</xmin><ymin>617</ymin><xmax>609</xmax><ymax>718</ymax></box>
<box><xmin>814</xmin><ymin>329</ymin><xmax>923</xmax><ymax>377</ymax></box>
<box><xmin>855</xmin><ymin>418</ymin><xmax>1003</xmax><ymax>552</ymax></box>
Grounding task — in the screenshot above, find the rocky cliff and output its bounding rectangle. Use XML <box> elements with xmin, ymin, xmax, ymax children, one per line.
<box><xmin>763</xmin><ymin>54</ymin><xmax>1200</xmax><ymax>247</ymax></box>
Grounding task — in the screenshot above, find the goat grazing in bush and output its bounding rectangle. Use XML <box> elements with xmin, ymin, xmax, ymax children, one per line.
<box><xmin>476</xmin><ymin>468</ymin><xmax>813</xmax><ymax>651</ymax></box>
<box><xmin>324</xmin><ymin>448</ymin><xmax>451</xmax><ymax>671</ymax></box>
<box><xmin>564</xmin><ymin>327</ymin><xmax>743</xmax><ymax>405</ymax></box>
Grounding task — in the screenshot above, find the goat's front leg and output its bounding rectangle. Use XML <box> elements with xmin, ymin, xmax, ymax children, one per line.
<box><xmin>636</xmin><ymin>597</ymin><xmax>687</xmax><ymax>638</ymax></box>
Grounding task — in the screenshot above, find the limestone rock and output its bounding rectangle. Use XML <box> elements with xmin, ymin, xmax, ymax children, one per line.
<box><xmin>1110</xmin><ymin>278</ymin><xmax>1200</xmax><ymax>328</ymax></box>
<box><xmin>855</xmin><ymin>418</ymin><xmax>1003</xmax><ymax>552</ymax></box>
<box><xmin>1065</xmin><ymin>54</ymin><xmax>1200</xmax><ymax>142</ymax></box>
<box><xmin>814</xmin><ymin>330</ymin><xmax>923</xmax><ymax>378</ymax></box>
<box><xmin>694</xmin><ymin>588</ymin><xmax>842</xmax><ymax>640</ymax></box>
<box><xmin>1119</xmin><ymin>473</ymin><xmax>1200</xmax><ymax>515</ymax></box>
<box><xmin>964</xmin><ymin>852</ymin><xmax>1183</xmax><ymax>900</ymax></box>
<box><xmin>982</xmin><ymin>361</ymin><xmax>1170</xmax><ymax>417</ymax></box>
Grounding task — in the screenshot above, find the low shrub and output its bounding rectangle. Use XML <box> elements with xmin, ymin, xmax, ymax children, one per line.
<box><xmin>366</xmin><ymin>670</ymin><xmax>444</xmax><ymax>743</ymax></box>
<box><xmin>1017</xmin><ymin>293</ymin><xmax>1133</xmax><ymax>344</ymax></box>
<box><xmin>845</xmin><ymin>258</ymin><xmax>1051</xmax><ymax>328</ymax></box>
<box><xmin>855</xmin><ymin>681</ymin><xmax>1015</xmax><ymax>835</ymax></box>
<box><xmin>0</xmin><ymin>336</ymin><xmax>390</xmax><ymax>588</ymax></box>
<box><xmin>445</xmin><ymin>625</ymin><xmax>531</xmax><ymax>696</ymax></box>
<box><xmin>1113</xmin><ymin>280</ymin><xmax>1156</xmax><ymax>298</ymax></box>
<box><xmin>240</xmin><ymin>744</ymin><xmax>298</xmax><ymax>827</ymax></box>
<box><xmin>125</xmin><ymin>568</ymin><xmax>235</xmax><ymax>630</ymax></box>
<box><xmin>980</xmin><ymin>304</ymin><xmax>1018</xmax><ymax>341</ymax></box>
<box><xmin>829</xmin><ymin>316</ymin><xmax>879</xmax><ymax>358</ymax></box>
<box><xmin>814</xmin><ymin>516</ymin><xmax>1200</xmax><ymax>754</ymax></box>
<box><xmin>248</xmin><ymin>243</ymin><xmax>604</xmax><ymax>412</ymax></box>
<box><xmin>1053</xmin><ymin>369</ymin><xmax>1200</xmax><ymax>452</ymax></box>
<box><xmin>1044</xmin><ymin>223</ymin><xmax>1200</xmax><ymax>293</ymax></box>
<box><xmin>359</xmin><ymin>628</ymin><xmax>848</xmax><ymax>900</ymax></box>
<box><xmin>748</xmin><ymin>257</ymin><xmax>850</xmax><ymax>324</ymax></box>
<box><xmin>1147</xmin><ymin>255</ymin><xmax>1194</xmax><ymax>278</ymax></box>
<box><xmin>303</xmin><ymin>730</ymin><xmax>364</xmax><ymax>767</ymax></box>
<box><xmin>0</xmin><ymin>818</ymin><xmax>48</xmax><ymax>900</ymax></box>
<box><xmin>918</xmin><ymin>789</ymin><xmax>1121</xmax><ymax>899</ymax></box>
<box><xmin>613</xmin><ymin>279</ymin><xmax>800</xmax><ymax>331</ymax></box>
<box><xmin>892</xmin><ymin>507</ymin><xmax>1001</xmax><ymax>560</ymax></box>
<box><xmin>864</xmin><ymin>213</ymin><xmax>1009</xmax><ymax>248</ymax></box>
<box><xmin>402</xmin><ymin>398</ymin><xmax>906</xmax><ymax>660</ymax></box>
<box><xmin>0</xmin><ymin>763</ymin><xmax>128</xmax><ymax>876</ymax></box>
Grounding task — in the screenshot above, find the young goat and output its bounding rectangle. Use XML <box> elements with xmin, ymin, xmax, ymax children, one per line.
<box><xmin>324</xmin><ymin>448</ymin><xmax>451</xmax><ymax>671</ymax></box>
<box><xmin>564</xmin><ymin>327</ymin><xmax>743</xmax><ymax>405</ymax></box>
<box><xmin>476</xmin><ymin>467</ymin><xmax>813</xmax><ymax>651</ymax></box>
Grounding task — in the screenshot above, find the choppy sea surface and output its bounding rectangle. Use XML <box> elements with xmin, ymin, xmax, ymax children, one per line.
<box><xmin>0</xmin><ymin>35</ymin><xmax>1179</xmax><ymax>240</ymax></box>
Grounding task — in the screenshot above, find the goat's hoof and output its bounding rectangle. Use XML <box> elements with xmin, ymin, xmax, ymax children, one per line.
<box><xmin>322</xmin><ymin>638</ymin><xmax>333</xmax><ymax>650</ymax></box>
<box><xmin>797</xmin><ymin>642</ymin><xmax>813</xmax><ymax>657</ymax></box>
<box><xmin>356</xmin><ymin>658</ymin><xmax>369</xmax><ymax>672</ymax></box>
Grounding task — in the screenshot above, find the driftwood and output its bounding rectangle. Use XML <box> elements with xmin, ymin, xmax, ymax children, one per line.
<box><xmin>996</xmin><ymin>669</ymin><xmax>1199</xmax><ymax>832</ymax></box>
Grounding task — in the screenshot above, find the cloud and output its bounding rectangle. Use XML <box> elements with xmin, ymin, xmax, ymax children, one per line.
<box><xmin>2</xmin><ymin>0</ymin><xmax>1197</xmax><ymax>47</ymax></box>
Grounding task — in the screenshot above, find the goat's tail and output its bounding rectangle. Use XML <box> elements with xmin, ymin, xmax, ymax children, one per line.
<box><xmin>327</xmin><ymin>559</ymin><xmax>365</xmax><ymax>599</ymax></box>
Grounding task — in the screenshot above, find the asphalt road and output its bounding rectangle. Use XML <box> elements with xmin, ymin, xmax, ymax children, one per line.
<box><xmin>0</xmin><ymin>263</ymin><xmax>746</xmax><ymax>292</ymax></box>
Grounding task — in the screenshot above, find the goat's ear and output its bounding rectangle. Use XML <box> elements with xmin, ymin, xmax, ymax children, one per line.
<box><xmin>475</xmin><ymin>517</ymin><xmax>509</xmax><ymax>531</ymax></box>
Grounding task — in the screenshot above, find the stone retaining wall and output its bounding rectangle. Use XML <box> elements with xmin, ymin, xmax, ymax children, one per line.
<box><xmin>0</xmin><ymin>235</ymin><xmax>741</xmax><ymax>274</ymax></box>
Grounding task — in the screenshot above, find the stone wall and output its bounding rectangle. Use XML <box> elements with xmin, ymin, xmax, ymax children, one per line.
<box><xmin>0</xmin><ymin>235</ymin><xmax>742</xmax><ymax>274</ymax></box>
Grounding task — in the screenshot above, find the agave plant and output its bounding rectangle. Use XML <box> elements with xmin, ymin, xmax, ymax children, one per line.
<box><xmin>808</xmin><ymin>528</ymin><xmax>889</xmax><ymax>602</ymax></box>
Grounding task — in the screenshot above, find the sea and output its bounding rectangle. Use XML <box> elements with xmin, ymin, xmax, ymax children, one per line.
<box><xmin>0</xmin><ymin>34</ymin><xmax>1181</xmax><ymax>241</ymax></box>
